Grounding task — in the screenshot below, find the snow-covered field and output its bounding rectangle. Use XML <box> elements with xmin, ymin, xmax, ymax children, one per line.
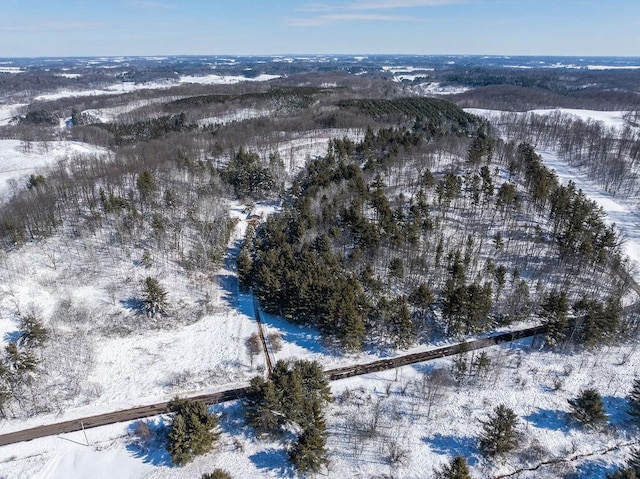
<box><xmin>0</xmin><ymin>335</ymin><xmax>638</xmax><ymax>478</ymax></box>
<box><xmin>0</xmin><ymin>139</ymin><xmax>108</xmax><ymax>201</ymax></box>
<box><xmin>465</xmin><ymin>107</ymin><xmax>630</xmax><ymax>130</ymax></box>
<box><xmin>414</xmin><ymin>82</ymin><xmax>471</xmax><ymax>95</ymax></box>
<box><xmin>33</xmin><ymin>74</ymin><xmax>281</xmax><ymax>102</ymax></box>
<box><xmin>0</xmin><ymin>108</ymin><xmax>638</xmax><ymax>478</ymax></box>
<box><xmin>467</xmin><ymin>107</ymin><xmax>640</xmax><ymax>278</ymax></box>
<box><xmin>0</xmin><ymin>103</ymin><xmax>26</xmax><ymax>126</ymax></box>
<box><xmin>539</xmin><ymin>149</ymin><xmax>640</xmax><ymax>277</ymax></box>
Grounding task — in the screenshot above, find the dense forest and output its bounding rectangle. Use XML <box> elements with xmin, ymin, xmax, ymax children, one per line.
<box><xmin>239</xmin><ymin>102</ymin><xmax>629</xmax><ymax>350</ymax></box>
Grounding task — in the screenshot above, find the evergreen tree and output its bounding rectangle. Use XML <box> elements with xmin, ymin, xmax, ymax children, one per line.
<box><xmin>142</xmin><ymin>276</ymin><xmax>169</xmax><ymax>318</ymax></box>
<box><xmin>246</xmin><ymin>376</ymin><xmax>282</xmax><ymax>436</ymax></box>
<box><xmin>433</xmin><ymin>455</ymin><xmax>472</xmax><ymax>479</ymax></box>
<box><xmin>568</xmin><ymin>388</ymin><xmax>607</xmax><ymax>429</ymax></box>
<box><xmin>408</xmin><ymin>283</ymin><xmax>434</xmax><ymax>315</ymax></box>
<box><xmin>136</xmin><ymin>170</ymin><xmax>157</xmax><ymax>204</ymax></box>
<box><xmin>167</xmin><ymin>398</ymin><xmax>219</xmax><ymax>466</ymax></box>
<box><xmin>168</xmin><ymin>414</ymin><xmax>190</xmax><ymax>466</ymax></box>
<box><xmin>202</xmin><ymin>469</ymin><xmax>233</xmax><ymax>479</ymax></box>
<box><xmin>236</xmin><ymin>246</ymin><xmax>253</xmax><ymax>290</ymax></box>
<box><xmin>4</xmin><ymin>342</ymin><xmax>38</xmax><ymax>376</ymax></box>
<box><xmin>629</xmin><ymin>378</ymin><xmax>640</xmax><ymax>423</ymax></box>
<box><xmin>390</xmin><ymin>296</ymin><xmax>416</xmax><ymax>348</ymax></box>
<box><xmin>607</xmin><ymin>448</ymin><xmax>640</xmax><ymax>479</ymax></box>
<box><xmin>245</xmin><ymin>360</ymin><xmax>332</xmax><ymax>437</ymax></box>
<box><xmin>288</xmin><ymin>409</ymin><xmax>329</xmax><ymax>474</ymax></box>
<box><xmin>478</xmin><ymin>404</ymin><xmax>520</xmax><ymax>458</ymax></box>
<box><xmin>17</xmin><ymin>314</ymin><xmax>48</xmax><ymax>348</ymax></box>
<box><xmin>541</xmin><ymin>290</ymin><xmax>569</xmax><ymax>347</ymax></box>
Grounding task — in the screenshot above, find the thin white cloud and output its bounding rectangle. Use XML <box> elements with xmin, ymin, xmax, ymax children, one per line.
<box><xmin>301</xmin><ymin>0</ymin><xmax>465</xmax><ymax>12</ymax></box>
<box><xmin>288</xmin><ymin>13</ymin><xmax>423</xmax><ymax>26</ymax></box>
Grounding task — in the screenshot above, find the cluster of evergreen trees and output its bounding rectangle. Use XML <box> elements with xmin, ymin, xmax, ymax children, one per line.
<box><xmin>245</xmin><ymin>359</ymin><xmax>331</xmax><ymax>473</ymax></box>
<box><xmin>239</xmin><ymin>109</ymin><xmax>628</xmax><ymax>349</ymax></box>
<box><xmin>166</xmin><ymin>397</ymin><xmax>219</xmax><ymax>466</ymax></box>
<box><xmin>0</xmin><ymin>314</ymin><xmax>48</xmax><ymax>418</ymax></box>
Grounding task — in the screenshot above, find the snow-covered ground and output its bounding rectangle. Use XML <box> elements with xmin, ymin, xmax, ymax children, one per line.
<box><xmin>465</xmin><ymin>107</ymin><xmax>630</xmax><ymax>130</ymax></box>
<box><xmin>0</xmin><ymin>139</ymin><xmax>108</xmax><ymax>201</ymax></box>
<box><xmin>0</xmin><ymin>103</ymin><xmax>26</xmax><ymax>126</ymax></box>
<box><xmin>539</xmin><ymin>149</ymin><xmax>640</xmax><ymax>277</ymax></box>
<box><xmin>0</xmin><ymin>336</ymin><xmax>637</xmax><ymax>478</ymax></box>
<box><xmin>414</xmin><ymin>82</ymin><xmax>471</xmax><ymax>95</ymax></box>
<box><xmin>197</xmin><ymin>109</ymin><xmax>271</xmax><ymax>127</ymax></box>
<box><xmin>33</xmin><ymin>74</ymin><xmax>281</xmax><ymax>102</ymax></box>
<box><xmin>179</xmin><ymin>74</ymin><xmax>281</xmax><ymax>85</ymax></box>
<box><xmin>0</xmin><ymin>108</ymin><xmax>638</xmax><ymax>478</ymax></box>
<box><xmin>82</xmin><ymin>97</ymin><xmax>180</xmax><ymax>123</ymax></box>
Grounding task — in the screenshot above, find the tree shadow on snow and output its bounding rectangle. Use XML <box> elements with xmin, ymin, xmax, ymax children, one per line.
<box><xmin>425</xmin><ymin>434</ymin><xmax>479</xmax><ymax>466</ymax></box>
<box><xmin>259</xmin><ymin>310</ymin><xmax>334</xmax><ymax>355</ymax></box>
<box><xmin>218</xmin><ymin>240</ymin><xmax>242</xmax><ymax>307</ymax></box>
<box><xmin>214</xmin><ymin>401</ymin><xmax>254</xmax><ymax>439</ymax></box>
<box><xmin>603</xmin><ymin>395</ymin><xmax>630</xmax><ymax>427</ymax></box>
<box><xmin>126</xmin><ymin>418</ymin><xmax>173</xmax><ymax>467</ymax></box>
<box><xmin>524</xmin><ymin>408</ymin><xmax>568</xmax><ymax>431</ymax></box>
<box><xmin>576</xmin><ymin>458</ymin><xmax>617</xmax><ymax>478</ymax></box>
<box><xmin>3</xmin><ymin>330</ymin><xmax>21</xmax><ymax>343</ymax></box>
<box><xmin>250</xmin><ymin>448</ymin><xmax>294</xmax><ymax>478</ymax></box>
<box><xmin>218</xmin><ymin>238</ymin><xmax>334</xmax><ymax>356</ymax></box>
<box><xmin>120</xmin><ymin>297</ymin><xmax>144</xmax><ymax>313</ymax></box>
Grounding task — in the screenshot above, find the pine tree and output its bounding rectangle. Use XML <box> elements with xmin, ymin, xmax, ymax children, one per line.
<box><xmin>4</xmin><ymin>342</ymin><xmax>38</xmax><ymax>376</ymax></box>
<box><xmin>408</xmin><ymin>283</ymin><xmax>434</xmax><ymax>316</ymax></box>
<box><xmin>246</xmin><ymin>376</ymin><xmax>282</xmax><ymax>436</ymax></box>
<box><xmin>568</xmin><ymin>388</ymin><xmax>607</xmax><ymax>429</ymax></box>
<box><xmin>288</xmin><ymin>411</ymin><xmax>329</xmax><ymax>474</ymax></box>
<box><xmin>17</xmin><ymin>314</ymin><xmax>48</xmax><ymax>348</ymax></box>
<box><xmin>236</xmin><ymin>246</ymin><xmax>253</xmax><ymax>290</ymax></box>
<box><xmin>433</xmin><ymin>455</ymin><xmax>472</xmax><ymax>479</ymax></box>
<box><xmin>478</xmin><ymin>404</ymin><xmax>520</xmax><ymax>458</ymax></box>
<box><xmin>167</xmin><ymin>398</ymin><xmax>219</xmax><ymax>466</ymax></box>
<box><xmin>391</xmin><ymin>296</ymin><xmax>416</xmax><ymax>348</ymax></box>
<box><xmin>541</xmin><ymin>290</ymin><xmax>569</xmax><ymax>347</ymax></box>
<box><xmin>606</xmin><ymin>469</ymin><xmax>637</xmax><ymax>479</ymax></box>
<box><xmin>628</xmin><ymin>378</ymin><xmax>640</xmax><ymax>423</ymax></box>
<box><xmin>167</xmin><ymin>414</ymin><xmax>190</xmax><ymax>466</ymax></box>
<box><xmin>607</xmin><ymin>448</ymin><xmax>640</xmax><ymax>479</ymax></box>
<box><xmin>142</xmin><ymin>276</ymin><xmax>169</xmax><ymax>318</ymax></box>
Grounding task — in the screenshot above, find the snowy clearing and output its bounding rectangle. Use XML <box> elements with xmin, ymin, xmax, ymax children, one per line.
<box><xmin>538</xmin><ymin>149</ymin><xmax>640</xmax><ymax>276</ymax></box>
<box><xmin>465</xmin><ymin>107</ymin><xmax>630</xmax><ymax>130</ymax></box>
<box><xmin>0</xmin><ymin>139</ymin><xmax>108</xmax><ymax>201</ymax></box>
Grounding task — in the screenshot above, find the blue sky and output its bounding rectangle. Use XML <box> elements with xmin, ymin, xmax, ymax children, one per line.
<box><xmin>0</xmin><ymin>0</ymin><xmax>638</xmax><ymax>57</ymax></box>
